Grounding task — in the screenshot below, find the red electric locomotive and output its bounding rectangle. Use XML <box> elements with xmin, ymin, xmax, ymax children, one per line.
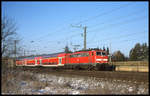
<box><xmin>64</xmin><ymin>49</ymin><xmax>109</xmax><ymax>70</ymax></box>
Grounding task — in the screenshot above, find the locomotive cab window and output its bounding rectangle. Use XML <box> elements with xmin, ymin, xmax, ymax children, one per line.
<box><xmin>102</xmin><ymin>52</ymin><xmax>106</xmax><ymax>56</ymax></box>
<box><xmin>96</xmin><ymin>52</ymin><xmax>101</xmax><ymax>56</ymax></box>
<box><xmin>96</xmin><ymin>52</ymin><xmax>106</xmax><ymax>56</ymax></box>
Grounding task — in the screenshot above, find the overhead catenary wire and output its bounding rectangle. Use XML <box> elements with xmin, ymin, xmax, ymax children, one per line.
<box><xmin>75</xmin><ymin>2</ymin><xmax>134</xmax><ymax>25</ymax></box>
<box><xmin>87</xmin><ymin>14</ymin><xmax>147</xmax><ymax>34</ymax></box>
<box><xmin>87</xmin><ymin>31</ymin><xmax>147</xmax><ymax>46</ymax></box>
<box><xmin>30</xmin><ymin>2</ymin><xmax>134</xmax><ymax>43</ymax></box>
<box><xmin>41</xmin><ymin>14</ymin><xmax>147</xmax><ymax>47</ymax></box>
<box><xmin>36</xmin><ymin>15</ymin><xmax>147</xmax><ymax>53</ymax></box>
<box><xmin>87</xmin><ymin>15</ymin><xmax>147</xmax><ymax>43</ymax></box>
<box><xmin>30</xmin><ymin>2</ymin><xmax>137</xmax><ymax>45</ymax></box>
<box><xmin>56</xmin><ymin>8</ymin><xmax>147</xmax><ymax>45</ymax></box>
<box><xmin>28</xmin><ymin>3</ymin><xmax>147</xmax><ymax>55</ymax></box>
<box><xmin>87</xmin><ymin>7</ymin><xmax>146</xmax><ymax>29</ymax></box>
<box><xmin>30</xmin><ymin>16</ymin><xmax>81</xmax><ymax>42</ymax></box>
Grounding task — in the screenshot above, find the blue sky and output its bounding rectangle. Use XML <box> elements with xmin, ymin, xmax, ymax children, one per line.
<box><xmin>2</xmin><ymin>1</ymin><xmax>149</xmax><ymax>57</ymax></box>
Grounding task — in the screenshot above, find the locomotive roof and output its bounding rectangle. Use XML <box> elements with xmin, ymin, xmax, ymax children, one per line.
<box><xmin>39</xmin><ymin>52</ymin><xmax>64</xmax><ymax>58</ymax></box>
<box><xmin>75</xmin><ymin>49</ymin><xmax>105</xmax><ymax>52</ymax></box>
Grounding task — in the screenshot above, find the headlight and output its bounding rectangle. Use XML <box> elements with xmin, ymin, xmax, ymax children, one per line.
<box><xmin>96</xmin><ymin>59</ymin><xmax>108</xmax><ymax>61</ymax></box>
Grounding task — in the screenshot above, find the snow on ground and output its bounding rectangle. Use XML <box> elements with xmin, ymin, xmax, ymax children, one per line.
<box><xmin>2</xmin><ymin>71</ymin><xmax>149</xmax><ymax>94</ymax></box>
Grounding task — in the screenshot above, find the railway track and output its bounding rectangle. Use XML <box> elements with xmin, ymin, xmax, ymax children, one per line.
<box><xmin>15</xmin><ymin>67</ymin><xmax>149</xmax><ymax>82</ymax></box>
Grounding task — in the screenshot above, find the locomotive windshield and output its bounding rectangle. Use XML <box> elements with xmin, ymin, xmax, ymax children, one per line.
<box><xmin>96</xmin><ymin>52</ymin><xmax>106</xmax><ymax>56</ymax></box>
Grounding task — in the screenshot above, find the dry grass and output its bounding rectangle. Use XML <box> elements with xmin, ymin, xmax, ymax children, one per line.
<box><xmin>2</xmin><ymin>68</ymin><xmax>20</xmax><ymax>93</ymax></box>
<box><xmin>1</xmin><ymin>66</ymin><xmax>49</xmax><ymax>94</ymax></box>
<box><xmin>111</xmin><ymin>61</ymin><xmax>149</xmax><ymax>72</ymax></box>
<box><xmin>112</xmin><ymin>61</ymin><xmax>149</xmax><ymax>66</ymax></box>
<box><xmin>115</xmin><ymin>66</ymin><xmax>149</xmax><ymax>72</ymax></box>
<box><xmin>29</xmin><ymin>81</ymin><xmax>48</xmax><ymax>90</ymax></box>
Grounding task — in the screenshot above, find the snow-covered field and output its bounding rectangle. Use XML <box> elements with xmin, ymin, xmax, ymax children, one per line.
<box><xmin>2</xmin><ymin>70</ymin><xmax>149</xmax><ymax>95</ymax></box>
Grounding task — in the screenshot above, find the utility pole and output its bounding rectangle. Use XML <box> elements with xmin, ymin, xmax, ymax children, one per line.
<box><xmin>109</xmin><ymin>42</ymin><xmax>112</xmax><ymax>64</ymax></box>
<box><xmin>71</xmin><ymin>24</ymin><xmax>87</xmax><ymax>50</ymax></box>
<box><xmin>24</xmin><ymin>49</ymin><xmax>26</xmax><ymax>56</ymax></box>
<box><xmin>84</xmin><ymin>26</ymin><xmax>87</xmax><ymax>50</ymax></box>
<box><xmin>14</xmin><ymin>40</ymin><xmax>17</xmax><ymax>59</ymax></box>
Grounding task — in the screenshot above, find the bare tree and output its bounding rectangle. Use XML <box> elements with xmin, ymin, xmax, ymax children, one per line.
<box><xmin>1</xmin><ymin>16</ymin><xmax>20</xmax><ymax>58</ymax></box>
<box><xmin>112</xmin><ymin>50</ymin><xmax>125</xmax><ymax>61</ymax></box>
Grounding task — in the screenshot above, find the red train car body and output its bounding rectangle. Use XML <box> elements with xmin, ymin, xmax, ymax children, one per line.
<box><xmin>16</xmin><ymin>49</ymin><xmax>110</xmax><ymax>70</ymax></box>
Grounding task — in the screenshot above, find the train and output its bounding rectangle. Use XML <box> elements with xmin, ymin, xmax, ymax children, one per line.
<box><xmin>16</xmin><ymin>49</ymin><xmax>115</xmax><ymax>70</ymax></box>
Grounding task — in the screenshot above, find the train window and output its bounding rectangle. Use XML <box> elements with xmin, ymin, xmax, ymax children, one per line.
<box><xmin>96</xmin><ymin>52</ymin><xmax>101</xmax><ymax>56</ymax></box>
<box><xmin>70</xmin><ymin>53</ymin><xmax>89</xmax><ymax>57</ymax></box>
<box><xmin>75</xmin><ymin>54</ymin><xmax>79</xmax><ymax>57</ymax></box>
<box><xmin>102</xmin><ymin>52</ymin><xmax>106</xmax><ymax>56</ymax></box>
<box><xmin>86</xmin><ymin>53</ymin><xmax>89</xmax><ymax>56</ymax></box>
<box><xmin>81</xmin><ymin>53</ymin><xmax>84</xmax><ymax>57</ymax></box>
<box><xmin>59</xmin><ymin>58</ymin><xmax>62</xmax><ymax>64</ymax></box>
<box><xmin>80</xmin><ymin>53</ymin><xmax>89</xmax><ymax>57</ymax></box>
<box><xmin>78</xmin><ymin>54</ymin><xmax>81</xmax><ymax>57</ymax></box>
<box><xmin>70</xmin><ymin>54</ymin><xmax>78</xmax><ymax>58</ymax></box>
<box><xmin>70</xmin><ymin>55</ymin><xmax>73</xmax><ymax>58</ymax></box>
<box><xmin>96</xmin><ymin>52</ymin><xmax>106</xmax><ymax>56</ymax></box>
<box><xmin>70</xmin><ymin>54</ymin><xmax>73</xmax><ymax>57</ymax></box>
